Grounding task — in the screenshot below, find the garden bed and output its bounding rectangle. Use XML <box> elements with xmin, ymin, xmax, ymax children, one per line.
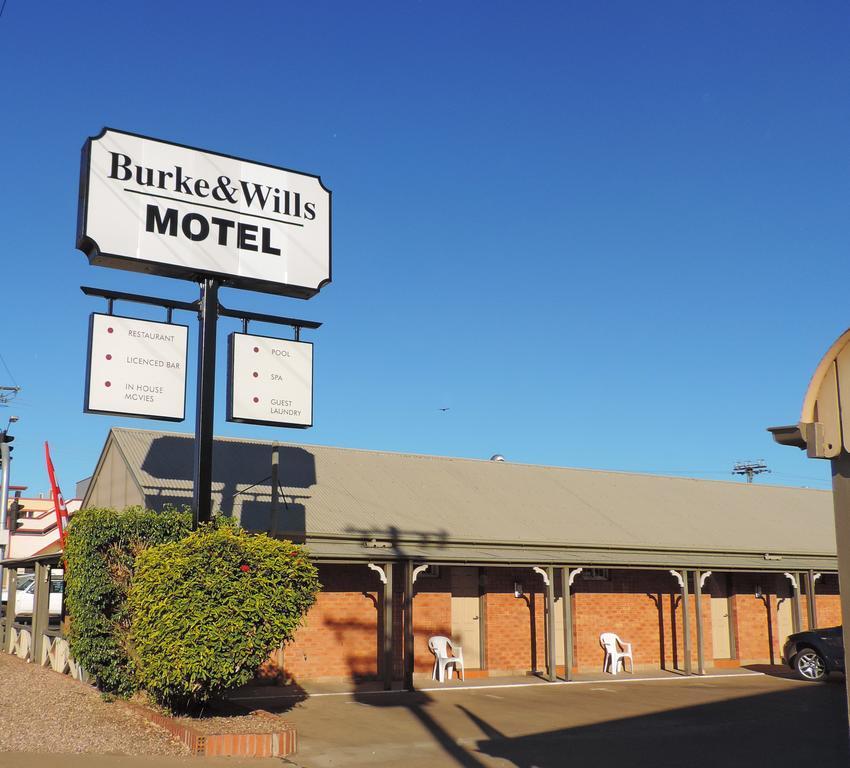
<box><xmin>0</xmin><ymin>653</ymin><xmax>187</xmax><ymax>756</ymax></box>
<box><xmin>129</xmin><ymin>699</ymin><xmax>297</xmax><ymax>757</ymax></box>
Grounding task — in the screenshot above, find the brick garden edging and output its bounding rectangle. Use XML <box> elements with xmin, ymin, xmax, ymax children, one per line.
<box><xmin>127</xmin><ymin>702</ymin><xmax>297</xmax><ymax>758</ymax></box>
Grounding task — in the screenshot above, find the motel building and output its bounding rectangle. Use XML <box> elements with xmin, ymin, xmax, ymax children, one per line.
<box><xmin>79</xmin><ymin>427</ymin><xmax>839</xmax><ymax>686</ymax></box>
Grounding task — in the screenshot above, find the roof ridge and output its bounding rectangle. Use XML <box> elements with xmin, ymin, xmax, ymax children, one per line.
<box><xmin>108</xmin><ymin>427</ymin><xmax>829</xmax><ymax>493</ymax></box>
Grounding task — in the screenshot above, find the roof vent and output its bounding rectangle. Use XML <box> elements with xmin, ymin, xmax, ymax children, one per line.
<box><xmin>490</xmin><ymin>454</ymin><xmax>506</xmax><ymax>462</ymax></box>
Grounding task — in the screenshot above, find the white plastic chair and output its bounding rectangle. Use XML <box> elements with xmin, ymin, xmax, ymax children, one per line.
<box><xmin>428</xmin><ymin>635</ymin><xmax>465</xmax><ymax>682</ymax></box>
<box><xmin>600</xmin><ymin>632</ymin><xmax>633</xmax><ymax>675</ymax></box>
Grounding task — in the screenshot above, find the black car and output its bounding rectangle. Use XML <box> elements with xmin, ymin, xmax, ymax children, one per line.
<box><xmin>783</xmin><ymin>626</ymin><xmax>844</xmax><ymax>681</ymax></box>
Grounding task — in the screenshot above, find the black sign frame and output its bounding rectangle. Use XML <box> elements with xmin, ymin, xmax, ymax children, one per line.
<box><xmin>83</xmin><ymin>311</ymin><xmax>190</xmax><ymax>423</ymax></box>
<box><xmin>76</xmin><ymin>127</ymin><xmax>333</xmax><ymax>300</ymax></box>
<box><xmin>226</xmin><ymin>331</ymin><xmax>314</xmax><ymax>430</ymax></box>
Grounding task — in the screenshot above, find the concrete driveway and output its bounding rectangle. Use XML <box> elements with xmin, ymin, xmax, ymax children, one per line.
<box><xmin>271</xmin><ymin>671</ymin><xmax>848</xmax><ymax>768</ymax></box>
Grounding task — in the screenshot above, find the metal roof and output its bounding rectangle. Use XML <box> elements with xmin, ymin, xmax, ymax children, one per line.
<box><xmin>100</xmin><ymin>427</ymin><xmax>837</xmax><ymax>570</ymax></box>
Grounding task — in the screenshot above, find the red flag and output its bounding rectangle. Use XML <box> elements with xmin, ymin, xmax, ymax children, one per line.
<box><xmin>45</xmin><ymin>442</ymin><xmax>69</xmax><ymax>545</ymax></box>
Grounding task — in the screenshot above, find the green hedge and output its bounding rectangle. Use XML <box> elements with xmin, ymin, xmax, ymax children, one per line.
<box><xmin>63</xmin><ymin>506</ymin><xmax>193</xmax><ymax>695</ymax></box>
<box><xmin>128</xmin><ymin>525</ymin><xmax>319</xmax><ymax>711</ymax></box>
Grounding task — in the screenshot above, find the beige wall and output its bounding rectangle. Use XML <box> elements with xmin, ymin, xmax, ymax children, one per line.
<box><xmin>85</xmin><ymin>440</ymin><xmax>144</xmax><ymax>510</ymax></box>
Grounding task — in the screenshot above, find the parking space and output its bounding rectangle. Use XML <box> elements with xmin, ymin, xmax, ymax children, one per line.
<box><xmin>268</xmin><ymin>671</ymin><xmax>848</xmax><ymax>768</ymax></box>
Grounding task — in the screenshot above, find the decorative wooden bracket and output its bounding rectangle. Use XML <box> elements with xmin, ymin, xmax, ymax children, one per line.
<box><xmin>412</xmin><ymin>564</ymin><xmax>431</xmax><ymax>583</ymax></box>
<box><xmin>669</xmin><ymin>569</ymin><xmax>685</xmax><ymax>589</ymax></box>
<box><xmin>532</xmin><ymin>566</ymin><xmax>550</xmax><ymax>586</ymax></box>
<box><xmin>568</xmin><ymin>567</ymin><xmax>583</xmax><ymax>587</ymax></box>
<box><xmin>783</xmin><ymin>572</ymin><xmax>798</xmax><ymax>591</ymax></box>
<box><xmin>367</xmin><ymin>562</ymin><xmax>388</xmax><ymax>584</ymax></box>
<box><xmin>699</xmin><ymin>571</ymin><xmax>713</xmax><ymax>589</ymax></box>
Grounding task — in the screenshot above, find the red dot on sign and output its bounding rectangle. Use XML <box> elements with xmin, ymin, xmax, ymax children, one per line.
<box><xmin>252</xmin><ymin>371</ymin><xmax>258</xmax><ymax>378</ymax></box>
<box><xmin>107</xmin><ymin>327</ymin><xmax>114</xmax><ymax>334</ymax></box>
<box><xmin>253</xmin><ymin>397</ymin><xmax>259</xmax><ymax>403</ymax></box>
<box><xmin>253</xmin><ymin>346</ymin><xmax>259</xmax><ymax>353</ymax></box>
<box><xmin>105</xmin><ymin>354</ymin><xmax>112</xmax><ymax>361</ymax></box>
<box><xmin>105</xmin><ymin>381</ymin><xmax>111</xmax><ymax>388</ymax></box>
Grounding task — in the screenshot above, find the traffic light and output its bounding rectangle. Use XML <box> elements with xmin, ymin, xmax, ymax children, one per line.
<box><xmin>7</xmin><ymin>498</ymin><xmax>22</xmax><ymax>531</ymax></box>
<box><xmin>0</xmin><ymin>432</ymin><xmax>12</xmax><ymax>462</ymax></box>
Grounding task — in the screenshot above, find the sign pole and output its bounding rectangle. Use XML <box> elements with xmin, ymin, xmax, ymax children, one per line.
<box><xmin>769</xmin><ymin>330</ymin><xmax>850</xmax><ymax>738</ymax></box>
<box><xmin>192</xmin><ymin>278</ymin><xmax>219</xmax><ymax>528</ymax></box>
<box><xmin>830</xmin><ymin>453</ymin><xmax>850</xmax><ymax>727</ymax></box>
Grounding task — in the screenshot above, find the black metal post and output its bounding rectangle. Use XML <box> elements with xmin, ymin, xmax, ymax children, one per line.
<box><xmin>192</xmin><ymin>278</ymin><xmax>219</xmax><ymax>528</ymax></box>
<box><xmin>270</xmin><ymin>444</ymin><xmax>280</xmax><ymax>536</ymax></box>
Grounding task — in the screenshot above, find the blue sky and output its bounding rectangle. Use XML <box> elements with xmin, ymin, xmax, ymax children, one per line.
<box><xmin>0</xmin><ymin>1</ymin><xmax>847</xmax><ymax>495</ymax></box>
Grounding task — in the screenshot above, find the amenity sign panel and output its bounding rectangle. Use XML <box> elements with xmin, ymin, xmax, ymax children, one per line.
<box><xmin>77</xmin><ymin>128</ymin><xmax>332</xmax><ymax>299</ymax></box>
<box><xmin>85</xmin><ymin>313</ymin><xmax>188</xmax><ymax>421</ymax></box>
<box><xmin>227</xmin><ymin>332</ymin><xmax>313</xmax><ymax>428</ymax></box>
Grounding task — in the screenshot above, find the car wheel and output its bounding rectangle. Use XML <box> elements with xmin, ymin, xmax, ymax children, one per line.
<box><xmin>794</xmin><ymin>648</ymin><xmax>827</xmax><ymax>681</ymax></box>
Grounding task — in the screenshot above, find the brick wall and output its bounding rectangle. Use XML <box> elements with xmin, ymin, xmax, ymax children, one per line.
<box><xmin>281</xmin><ymin>565</ymin><xmax>380</xmax><ymax>681</ymax></box>
<box><xmin>571</xmin><ymin>570</ymin><xmax>707</xmax><ymax>672</ymax></box>
<box><xmin>412</xmin><ymin>569</ymin><xmax>452</xmax><ymax>673</ymax></box>
<box><xmin>815</xmin><ymin>573</ymin><xmax>841</xmax><ymax>627</ymax></box>
<box><xmin>730</xmin><ymin>573</ymin><xmax>782</xmax><ymax>664</ymax></box>
<box><xmin>483</xmin><ymin>568</ymin><xmax>546</xmax><ymax>673</ymax></box>
<box><xmin>264</xmin><ymin>564</ymin><xmax>839</xmax><ymax>682</ymax></box>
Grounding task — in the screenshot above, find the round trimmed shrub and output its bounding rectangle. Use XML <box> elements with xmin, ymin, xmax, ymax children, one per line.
<box><xmin>64</xmin><ymin>506</ymin><xmax>193</xmax><ymax>695</ymax></box>
<box><xmin>128</xmin><ymin>525</ymin><xmax>319</xmax><ymax>711</ymax></box>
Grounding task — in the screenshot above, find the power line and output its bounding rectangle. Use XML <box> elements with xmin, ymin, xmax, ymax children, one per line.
<box><xmin>0</xmin><ymin>352</ymin><xmax>17</xmax><ymax>387</ymax></box>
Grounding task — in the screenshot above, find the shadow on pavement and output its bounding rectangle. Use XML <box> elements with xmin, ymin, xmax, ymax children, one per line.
<box><xmin>744</xmin><ymin>662</ymin><xmax>847</xmax><ymax>683</ymax></box>
<box><xmin>224</xmin><ymin>677</ymin><xmax>308</xmax><ymax>715</ymax></box>
<box><xmin>461</xmin><ymin>682</ymin><xmax>848</xmax><ymax>768</ymax></box>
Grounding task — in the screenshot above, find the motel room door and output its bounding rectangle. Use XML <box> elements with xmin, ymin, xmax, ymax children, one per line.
<box><xmin>451</xmin><ymin>567</ymin><xmax>481</xmax><ymax>668</ymax></box>
<box><xmin>711</xmin><ymin>598</ymin><xmax>732</xmax><ymax>658</ymax></box>
<box><xmin>554</xmin><ymin>596</ymin><xmax>565</xmax><ymax>665</ymax></box>
<box><xmin>707</xmin><ymin>573</ymin><xmax>735</xmax><ymax>660</ymax></box>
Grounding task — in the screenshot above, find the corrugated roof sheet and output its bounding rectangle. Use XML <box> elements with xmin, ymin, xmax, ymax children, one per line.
<box><xmin>106</xmin><ymin>428</ymin><xmax>836</xmax><ymax>564</ymax></box>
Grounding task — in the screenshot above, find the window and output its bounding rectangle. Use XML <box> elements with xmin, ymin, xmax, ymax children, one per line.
<box><xmin>581</xmin><ymin>568</ymin><xmax>611</xmax><ymax>581</ymax></box>
<box><xmin>417</xmin><ymin>565</ymin><xmax>441</xmax><ymax>579</ymax></box>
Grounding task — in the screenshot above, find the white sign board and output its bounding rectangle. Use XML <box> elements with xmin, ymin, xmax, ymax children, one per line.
<box><xmin>85</xmin><ymin>313</ymin><xmax>188</xmax><ymax>421</ymax></box>
<box><xmin>77</xmin><ymin>128</ymin><xmax>332</xmax><ymax>299</ymax></box>
<box><xmin>227</xmin><ymin>332</ymin><xmax>313</xmax><ymax>428</ymax></box>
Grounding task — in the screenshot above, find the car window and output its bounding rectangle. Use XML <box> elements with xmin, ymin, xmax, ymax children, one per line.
<box><xmin>17</xmin><ymin>575</ymin><xmax>34</xmax><ymax>591</ymax></box>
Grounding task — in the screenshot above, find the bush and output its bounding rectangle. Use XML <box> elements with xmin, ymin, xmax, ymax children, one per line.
<box><xmin>128</xmin><ymin>525</ymin><xmax>319</xmax><ymax>712</ymax></box>
<box><xmin>63</xmin><ymin>506</ymin><xmax>193</xmax><ymax>695</ymax></box>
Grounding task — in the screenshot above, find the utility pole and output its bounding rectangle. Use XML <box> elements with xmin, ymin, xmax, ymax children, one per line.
<box><xmin>0</xmin><ymin>386</ymin><xmax>20</xmax><ymax>406</ymax></box>
<box><xmin>732</xmin><ymin>460</ymin><xmax>770</xmax><ymax>483</ymax></box>
<box><xmin>0</xmin><ymin>414</ymin><xmax>19</xmax><ymax>599</ymax></box>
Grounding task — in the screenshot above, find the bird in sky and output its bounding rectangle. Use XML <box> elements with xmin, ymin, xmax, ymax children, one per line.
<box><xmin>438</xmin><ymin>407</ymin><xmax>450</xmax><ymax>412</ymax></box>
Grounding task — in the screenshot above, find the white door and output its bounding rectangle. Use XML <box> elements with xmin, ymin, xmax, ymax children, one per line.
<box><xmin>711</xmin><ymin>597</ymin><xmax>732</xmax><ymax>659</ymax></box>
<box><xmin>554</xmin><ymin>596</ymin><xmax>566</xmax><ymax>665</ymax></box>
<box><xmin>451</xmin><ymin>568</ymin><xmax>481</xmax><ymax>668</ymax></box>
<box><xmin>776</xmin><ymin>598</ymin><xmax>794</xmax><ymax>647</ymax></box>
